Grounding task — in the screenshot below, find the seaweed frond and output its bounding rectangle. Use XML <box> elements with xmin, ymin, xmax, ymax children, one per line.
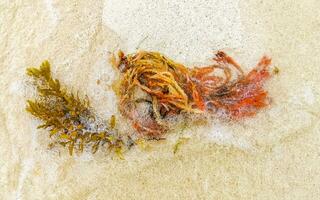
<box><xmin>173</xmin><ymin>137</ymin><xmax>189</xmax><ymax>154</ymax></box>
<box><xmin>26</xmin><ymin>61</ymin><xmax>126</xmax><ymax>156</ymax></box>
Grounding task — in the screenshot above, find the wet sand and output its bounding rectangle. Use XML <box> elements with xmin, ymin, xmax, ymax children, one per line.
<box><xmin>0</xmin><ymin>0</ymin><xmax>319</xmax><ymax>199</ymax></box>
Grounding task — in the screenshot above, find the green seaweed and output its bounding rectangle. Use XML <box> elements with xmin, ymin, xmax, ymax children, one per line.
<box><xmin>173</xmin><ymin>137</ymin><xmax>189</xmax><ymax>154</ymax></box>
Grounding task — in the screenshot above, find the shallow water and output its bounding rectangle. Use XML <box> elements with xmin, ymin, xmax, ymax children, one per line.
<box><xmin>0</xmin><ymin>0</ymin><xmax>320</xmax><ymax>199</ymax></box>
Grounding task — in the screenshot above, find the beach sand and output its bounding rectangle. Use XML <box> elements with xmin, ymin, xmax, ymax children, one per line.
<box><xmin>0</xmin><ymin>0</ymin><xmax>319</xmax><ymax>199</ymax></box>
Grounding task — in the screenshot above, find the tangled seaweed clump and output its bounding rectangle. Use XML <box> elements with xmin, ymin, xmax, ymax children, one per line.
<box><xmin>112</xmin><ymin>51</ymin><xmax>272</xmax><ymax>139</ymax></box>
<box><xmin>26</xmin><ymin>61</ymin><xmax>126</xmax><ymax>157</ymax></box>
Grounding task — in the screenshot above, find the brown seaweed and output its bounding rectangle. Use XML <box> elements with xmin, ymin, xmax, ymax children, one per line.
<box><xmin>26</xmin><ymin>61</ymin><xmax>125</xmax><ymax>157</ymax></box>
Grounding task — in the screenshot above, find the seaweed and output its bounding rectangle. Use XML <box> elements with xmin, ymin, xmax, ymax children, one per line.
<box><xmin>112</xmin><ymin>51</ymin><xmax>272</xmax><ymax>138</ymax></box>
<box><xmin>26</xmin><ymin>61</ymin><xmax>125</xmax><ymax>156</ymax></box>
<box><xmin>173</xmin><ymin>137</ymin><xmax>189</xmax><ymax>154</ymax></box>
<box><xmin>273</xmin><ymin>66</ymin><xmax>280</xmax><ymax>74</ymax></box>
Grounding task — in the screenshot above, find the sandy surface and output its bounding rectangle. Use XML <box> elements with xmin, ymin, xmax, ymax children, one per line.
<box><xmin>1</xmin><ymin>0</ymin><xmax>320</xmax><ymax>199</ymax></box>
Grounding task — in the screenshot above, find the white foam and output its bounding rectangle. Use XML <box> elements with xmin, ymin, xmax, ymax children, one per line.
<box><xmin>302</xmin><ymin>86</ymin><xmax>315</xmax><ymax>105</ymax></box>
<box><xmin>289</xmin><ymin>84</ymin><xmax>316</xmax><ymax>106</ymax></box>
<box><xmin>44</xmin><ymin>0</ymin><xmax>59</xmax><ymax>26</ymax></box>
<box><xmin>8</xmin><ymin>80</ymin><xmax>24</xmax><ymax>96</ymax></box>
<box><xmin>206</xmin><ymin>123</ymin><xmax>251</xmax><ymax>150</ymax></box>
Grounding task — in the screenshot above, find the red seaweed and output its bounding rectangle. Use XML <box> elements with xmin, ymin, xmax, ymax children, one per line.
<box><xmin>113</xmin><ymin>51</ymin><xmax>272</xmax><ymax>138</ymax></box>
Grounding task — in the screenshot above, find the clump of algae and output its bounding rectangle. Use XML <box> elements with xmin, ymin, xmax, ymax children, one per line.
<box><xmin>26</xmin><ymin>61</ymin><xmax>125</xmax><ymax>157</ymax></box>
<box><xmin>112</xmin><ymin>50</ymin><xmax>272</xmax><ymax>139</ymax></box>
